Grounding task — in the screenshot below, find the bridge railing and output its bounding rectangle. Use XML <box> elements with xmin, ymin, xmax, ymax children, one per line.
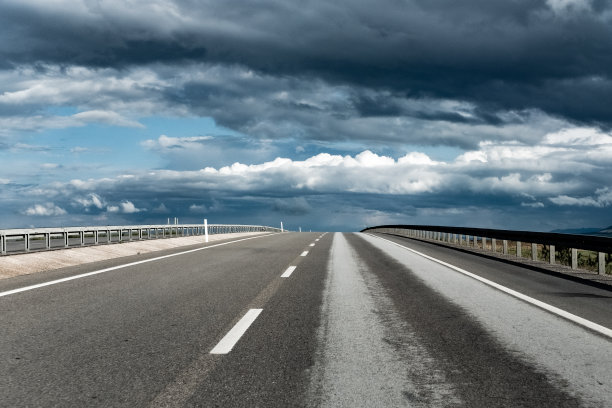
<box><xmin>0</xmin><ymin>224</ymin><xmax>283</xmax><ymax>256</ymax></box>
<box><xmin>362</xmin><ymin>225</ymin><xmax>612</xmax><ymax>275</ymax></box>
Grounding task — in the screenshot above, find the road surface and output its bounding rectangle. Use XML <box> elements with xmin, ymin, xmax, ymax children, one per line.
<box><xmin>1</xmin><ymin>232</ymin><xmax>611</xmax><ymax>407</ymax></box>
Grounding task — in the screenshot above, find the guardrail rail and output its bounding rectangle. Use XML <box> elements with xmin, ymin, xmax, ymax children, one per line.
<box><xmin>362</xmin><ymin>225</ymin><xmax>612</xmax><ymax>275</ymax></box>
<box><xmin>0</xmin><ymin>223</ymin><xmax>283</xmax><ymax>256</ymax></box>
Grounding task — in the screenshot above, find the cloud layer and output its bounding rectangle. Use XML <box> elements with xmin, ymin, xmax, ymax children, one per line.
<box><xmin>1</xmin><ymin>1</ymin><xmax>612</xmax><ymax>231</ymax></box>
<box><xmin>3</xmin><ymin>126</ymin><xmax>610</xmax><ymax>230</ymax></box>
<box><xmin>3</xmin><ymin>0</ymin><xmax>612</xmax><ymax>126</ymax></box>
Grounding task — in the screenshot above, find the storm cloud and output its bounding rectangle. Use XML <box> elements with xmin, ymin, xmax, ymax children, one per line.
<box><xmin>2</xmin><ymin>0</ymin><xmax>612</xmax><ymax>126</ymax></box>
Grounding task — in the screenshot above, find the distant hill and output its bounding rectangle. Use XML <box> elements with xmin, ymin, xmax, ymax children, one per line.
<box><xmin>551</xmin><ymin>227</ymin><xmax>612</xmax><ymax>237</ymax></box>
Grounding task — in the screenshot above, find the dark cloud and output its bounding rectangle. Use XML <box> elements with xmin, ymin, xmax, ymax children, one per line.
<box><xmin>2</xmin><ymin>0</ymin><xmax>612</xmax><ymax>126</ymax></box>
<box><xmin>272</xmin><ymin>197</ymin><xmax>312</xmax><ymax>216</ymax></box>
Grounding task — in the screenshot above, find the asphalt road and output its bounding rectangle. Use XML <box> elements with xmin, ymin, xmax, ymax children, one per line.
<box><xmin>1</xmin><ymin>232</ymin><xmax>610</xmax><ymax>407</ymax></box>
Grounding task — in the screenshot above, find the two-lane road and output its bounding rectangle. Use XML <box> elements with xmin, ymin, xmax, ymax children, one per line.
<box><xmin>1</xmin><ymin>232</ymin><xmax>610</xmax><ymax>407</ymax></box>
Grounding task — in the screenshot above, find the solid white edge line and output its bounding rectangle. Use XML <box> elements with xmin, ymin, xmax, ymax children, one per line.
<box><xmin>300</xmin><ymin>251</ymin><xmax>309</xmax><ymax>256</ymax></box>
<box><xmin>0</xmin><ymin>233</ymin><xmax>279</xmax><ymax>298</ymax></box>
<box><xmin>210</xmin><ymin>309</ymin><xmax>263</xmax><ymax>354</ymax></box>
<box><xmin>364</xmin><ymin>233</ymin><xmax>612</xmax><ymax>339</ymax></box>
<box><xmin>281</xmin><ymin>266</ymin><xmax>297</xmax><ymax>278</ymax></box>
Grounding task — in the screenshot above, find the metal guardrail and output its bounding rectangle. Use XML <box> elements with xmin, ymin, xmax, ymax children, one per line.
<box><xmin>361</xmin><ymin>225</ymin><xmax>612</xmax><ymax>275</ymax></box>
<box><xmin>0</xmin><ymin>223</ymin><xmax>283</xmax><ymax>256</ymax></box>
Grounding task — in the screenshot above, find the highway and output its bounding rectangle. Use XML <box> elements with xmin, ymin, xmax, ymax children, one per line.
<box><xmin>0</xmin><ymin>232</ymin><xmax>611</xmax><ymax>407</ymax></box>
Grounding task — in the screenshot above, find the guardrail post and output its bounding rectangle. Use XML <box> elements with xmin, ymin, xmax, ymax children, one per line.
<box><xmin>473</xmin><ymin>235</ymin><xmax>478</xmax><ymax>248</ymax></box>
<box><xmin>0</xmin><ymin>235</ymin><xmax>5</xmax><ymax>255</ymax></box>
<box><xmin>94</xmin><ymin>231</ymin><xmax>99</xmax><ymax>245</ymax></box>
<box><xmin>599</xmin><ymin>252</ymin><xmax>606</xmax><ymax>275</ymax></box>
<box><xmin>492</xmin><ymin>238</ymin><xmax>496</xmax><ymax>252</ymax></box>
<box><xmin>516</xmin><ymin>241</ymin><xmax>521</xmax><ymax>258</ymax></box>
<box><xmin>80</xmin><ymin>231</ymin><xmax>84</xmax><ymax>246</ymax></box>
<box><xmin>24</xmin><ymin>234</ymin><xmax>30</xmax><ymax>252</ymax></box>
<box><xmin>204</xmin><ymin>219</ymin><xmax>209</xmax><ymax>243</ymax></box>
<box><xmin>503</xmin><ymin>240</ymin><xmax>508</xmax><ymax>255</ymax></box>
<box><xmin>482</xmin><ymin>237</ymin><xmax>487</xmax><ymax>250</ymax></box>
<box><xmin>64</xmin><ymin>232</ymin><xmax>69</xmax><ymax>248</ymax></box>
<box><xmin>571</xmin><ymin>248</ymin><xmax>578</xmax><ymax>269</ymax></box>
<box><xmin>550</xmin><ymin>245</ymin><xmax>555</xmax><ymax>264</ymax></box>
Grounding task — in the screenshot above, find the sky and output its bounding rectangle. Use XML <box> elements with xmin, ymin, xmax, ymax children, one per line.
<box><xmin>1</xmin><ymin>0</ymin><xmax>612</xmax><ymax>232</ymax></box>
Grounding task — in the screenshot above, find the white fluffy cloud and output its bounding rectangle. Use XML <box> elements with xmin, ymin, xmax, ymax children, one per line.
<box><xmin>119</xmin><ymin>200</ymin><xmax>142</xmax><ymax>213</ymax></box>
<box><xmin>40</xmin><ymin>126</ymin><xmax>612</xmax><ymax>203</ymax></box>
<box><xmin>7</xmin><ymin>125</ymin><xmax>611</xmax><ymax>231</ymax></box>
<box><xmin>142</xmin><ymin>135</ymin><xmax>213</xmax><ymax>150</ymax></box>
<box><xmin>22</xmin><ymin>203</ymin><xmax>67</xmax><ymax>216</ymax></box>
<box><xmin>109</xmin><ymin>200</ymin><xmax>143</xmax><ymax>213</ymax></box>
<box><xmin>550</xmin><ymin>188</ymin><xmax>612</xmax><ymax>208</ymax></box>
<box><xmin>105</xmin><ymin>200</ymin><xmax>142</xmax><ymax>213</ymax></box>
<box><xmin>74</xmin><ymin>193</ymin><xmax>105</xmax><ymax>209</ymax></box>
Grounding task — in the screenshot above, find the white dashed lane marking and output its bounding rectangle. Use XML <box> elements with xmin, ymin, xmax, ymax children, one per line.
<box><xmin>210</xmin><ymin>309</ymin><xmax>263</xmax><ymax>354</ymax></box>
<box><xmin>281</xmin><ymin>266</ymin><xmax>297</xmax><ymax>278</ymax></box>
